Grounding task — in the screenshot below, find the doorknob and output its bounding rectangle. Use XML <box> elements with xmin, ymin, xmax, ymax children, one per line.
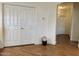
<box><xmin>21</xmin><ymin>27</ymin><xmax>24</xmax><ymax>29</ymax></box>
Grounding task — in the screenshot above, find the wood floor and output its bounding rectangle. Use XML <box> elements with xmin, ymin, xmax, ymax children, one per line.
<box><xmin>0</xmin><ymin>35</ymin><xmax>79</xmax><ymax>56</ymax></box>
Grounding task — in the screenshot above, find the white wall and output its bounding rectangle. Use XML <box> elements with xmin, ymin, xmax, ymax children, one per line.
<box><xmin>0</xmin><ymin>2</ymin><xmax>59</xmax><ymax>47</ymax></box>
<box><xmin>35</xmin><ymin>6</ymin><xmax>57</xmax><ymax>45</ymax></box>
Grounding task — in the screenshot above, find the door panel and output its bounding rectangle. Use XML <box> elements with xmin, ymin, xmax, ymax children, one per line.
<box><xmin>20</xmin><ymin>7</ymin><xmax>35</xmax><ymax>44</ymax></box>
<box><xmin>4</xmin><ymin>5</ymin><xmax>35</xmax><ymax>46</ymax></box>
<box><xmin>4</xmin><ymin>5</ymin><xmax>21</xmax><ymax>46</ymax></box>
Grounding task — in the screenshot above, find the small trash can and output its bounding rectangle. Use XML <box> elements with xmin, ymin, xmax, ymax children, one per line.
<box><xmin>41</xmin><ymin>36</ymin><xmax>47</xmax><ymax>46</ymax></box>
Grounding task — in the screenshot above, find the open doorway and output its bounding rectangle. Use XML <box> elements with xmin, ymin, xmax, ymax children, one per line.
<box><xmin>56</xmin><ymin>2</ymin><xmax>73</xmax><ymax>44</ymax></box>
<box><xmin>56</xmin><ymin>2</ymin><xmax>79</xmax><ymax>48</ymax></box>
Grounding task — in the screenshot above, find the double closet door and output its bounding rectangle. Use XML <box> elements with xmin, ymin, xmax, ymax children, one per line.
<box><xmin>4</xmin><ymin>4</ymin><xmax>35</xmax><ymax>47</ymax></box>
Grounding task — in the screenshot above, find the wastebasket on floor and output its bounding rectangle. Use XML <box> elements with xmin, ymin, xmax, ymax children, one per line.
<box><xmin>41</xmin><ymin>36</ymin><xmax>47</xmax><ymax>46</ymax></box>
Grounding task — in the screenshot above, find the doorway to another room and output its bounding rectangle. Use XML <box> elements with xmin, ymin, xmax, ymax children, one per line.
<box><xmin>56</xmin><ymin>3</ymin><xmax>74</xmax><ymax>45</ymax></box>
<box><xmin>56</xmin><ymin>2</ymin><xmax>79</xmax><ymax>48</ymax></box>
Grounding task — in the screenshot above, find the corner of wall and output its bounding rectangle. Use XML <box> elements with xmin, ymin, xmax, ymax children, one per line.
<box><xmin>0</xmin><ymin>3</ymin><xmax>4</xmax><ymax>48</ymax></box>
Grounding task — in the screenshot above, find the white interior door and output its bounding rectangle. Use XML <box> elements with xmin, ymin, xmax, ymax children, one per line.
<box><xmin>4</xmin><ymin>4</ymin><xmax>35</xmax><ymax>46</ymax></box>
<box><xmin>19</xmin><ymin>6</ymin><xmax>35</xmax><ymax>45</ymax></box>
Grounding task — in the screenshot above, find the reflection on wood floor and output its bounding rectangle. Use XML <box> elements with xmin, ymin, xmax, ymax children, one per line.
<box><xmin>0</xmin><ymin>35</ymin><xmax>79</xmax><ymax>56</ymax></box>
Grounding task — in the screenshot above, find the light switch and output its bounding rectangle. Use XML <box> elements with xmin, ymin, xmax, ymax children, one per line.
<box><xmin>42</xmin><ymin>17</ymin><xmax>45</xmax><ymax>20</ymax></box>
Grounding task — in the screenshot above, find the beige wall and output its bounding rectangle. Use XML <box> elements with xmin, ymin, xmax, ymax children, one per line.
<box><xmin>0</xmin><ymin>3</ymin><xmax>4</xmax><ymax>48</ymax></box>
<box><xmin>64</xmin><ymin>3</ymin><xmax>73</xmax><ymax>35</ymax></box>
<box><xmin>71</xmin><ymin>3</ymin><xmax>79</xmax><ymax>41</ymax></box>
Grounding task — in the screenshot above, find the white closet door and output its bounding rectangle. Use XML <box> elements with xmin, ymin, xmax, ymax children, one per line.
<box><xmin>4</xmin><ymin>5</ymin><xmax>35</xmax><ymax>46</ymax></box>
<box><xmin>19</xmin><ymin>7</ymin><xmax>35</xmax><ymax>44</ymax></box>
<box><xmin>4</xmin><ymin>5</ymin><xmax>21</xmax><ymax>46</ymax></box>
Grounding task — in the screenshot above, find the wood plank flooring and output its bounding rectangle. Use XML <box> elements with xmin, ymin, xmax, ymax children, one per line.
<box><xmin>0</xmin><ymin>35</ymin><xmax>79</xmax><ymax>56</ymax></box>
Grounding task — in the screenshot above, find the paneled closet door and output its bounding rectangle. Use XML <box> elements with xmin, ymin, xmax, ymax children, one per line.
<box><xmin>4</xmin><ymin>5</ymin><xmax>21</xmax><ymax>46</ymax></box>
<box><xmin>19</xmin><ymin>6</ymin><xmax>35</xmax><ymax>45</ymax></box>
<box><xmin>4</xmin><ymin>5</ymin><xmax>35</xmax><ymax>47</ymax></box>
